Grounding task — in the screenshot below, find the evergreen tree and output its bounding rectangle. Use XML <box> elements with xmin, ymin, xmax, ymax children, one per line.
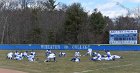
<box><xmin>89</xmin><ymin>9</ymin><xmax>106</xmax><ymax>34</ymax></box>
<box><xmin>64</xmin><ymin>3</ymin><xmax>87</xmax><ymax>44</ymax></box>
<box><xmin>89</xmin><ymin>9</ymin><xmax>107</xmax><ymax>43</ymax></box>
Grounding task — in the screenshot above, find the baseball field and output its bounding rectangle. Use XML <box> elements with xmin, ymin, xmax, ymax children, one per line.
<box><xmin>0</xmin><ymin>50</ymin><xmax>140</xmax><ymax>73</ymax></box>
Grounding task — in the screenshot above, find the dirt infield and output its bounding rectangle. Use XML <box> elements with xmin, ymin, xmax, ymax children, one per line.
<box><xmin>0</xmin><ymin>68</ymin><xmax>27</xmax><ymax>73</ymax></box>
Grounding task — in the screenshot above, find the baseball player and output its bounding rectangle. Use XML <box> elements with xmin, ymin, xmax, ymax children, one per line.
<box><xmin>84</xmin><ymin>48</ymin><xmax>93</xmax><ymax>56</ymax></box>
<box><xmin>74</xmin><ymin>51</ymin><xmax>81</xmax><ymax>57</ymax></box>
<box><xmin>59</xmin><ymin>52</ymin><xmax>66</xmax><ymax>57</ymax></box>
<box><xmin>27</xmin><ymin>53</ymin><xmax>35</xmax><ymax>62</ymax></box>
<box><xmin>45</xmin><ymin>53</ymin><xmax>56</xmax><ymax>62</ymax></box>
<box><xmin>71</xmin><ymin>57</ymin><xmax>80</xmax><ymax>62</ymax></box>
<box><xmin>7</xmin><ymin>52</ymin><xmax>13</xmax><ymax>59</ymax></box>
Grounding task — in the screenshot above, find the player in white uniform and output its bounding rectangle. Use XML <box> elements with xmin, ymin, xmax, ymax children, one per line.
<box><xmin>91</xmin><ymin>52</ymin><xmax>101</xmax><ymax>61</ymax></box>
<box><xmin>112</xmin><ymin>55</ymin><xmax>122</xmax><ymax>59</ymax></box>
<box><xmin>84</xmin><ymin>48</ymin><xmax>93</xmax><ymax>56</ymax></box>
<box><xmin>23</xmin><ymin>51</ymin><xmax>28</xmax><ymax>58</ymax></box>
<box><xmin>71</xmin><ymin>57</ymin><xmax>80</xmax><ymax>62</ymax></box>
<box><xmin>95</xmin><ymin>52</ymin><xmax>102</xmax><ymax>61</ymax></box>
<box><xmin>20</xmin><ymin>52</ymin><xmax>23</xmax><ymax>57</ymax></box>
<box><xmin>7</xmin><ymin>52</ymin><xmax>13</xmax><ymax>59</ymax></box>
<box><xmin>14</xmin><ymin>51</ymin><xmax>19</xmax><ymax>57</ymax></box>
<box><xmin>45</xmin><ymin>49</ymin><xmax>52</xmax><ymax>56</ymax></box>
<box><xmin>27</xmin><ymin>53</ymin><xmax>35</xmax><ymax>62</ymax></box>
<box><xmin>103</xmin><ymin>50</ymin><xmax>116</xmax><ymax>61</ymax></box>
<box><xmin>45</xmin><ymin>53</ymin><xmax>56</xmax><ymax>62</ymax></box>
<box><xmin>102</xmin><ymin>50</ymin><xmax>122</xmax><ymax>61</ymax></box>
<box><xmin>75</xmin><ymin>51</ymin><xmax>81</xmax><ymax>57</ymax></box>
<box><xmin>106</xmin><ymin>50</ymin><xmax>112</xmax><ymax>60</ymax></box>
<box><xmin>59</xmin><ymin>52</ymin><xmax>66</xmax><ymax>57</ymax></box>
<box><xmin>31</xmin><ymin>51</ymin><xmax>36</xmax><ymax>56</ymax></box>
<box><xmin>88</xmin><ymin>48</ymin><xmax>92</xmax><ymax>56</ymax></box>
<box><xmin>15</xmin><ymin>54</ymin><xmax>23</xmax><ymax>60</ymax></box>
<box><xmin>92</xmin><ymin>52</ymin><xmax>97</xmax><ymax>57</ymax></box>
<box><xmin>75</xmin><ymin>57</ymin><xmax>80</xmax><ymax>62</ymax></box>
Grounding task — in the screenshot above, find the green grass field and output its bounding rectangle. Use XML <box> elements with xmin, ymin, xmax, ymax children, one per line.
<box><xmin>0</xmin><ymin>50</ymin><xmax>140</xmax><ymax>73</ymax></box>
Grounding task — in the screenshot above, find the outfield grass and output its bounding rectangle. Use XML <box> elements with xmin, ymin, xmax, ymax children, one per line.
<box><xmin>0</xmin><ymin>50</ymin><xmax>140</xmax><ymax>73</ymax></box>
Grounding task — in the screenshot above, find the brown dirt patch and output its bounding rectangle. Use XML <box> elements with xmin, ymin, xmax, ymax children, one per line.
<box><xmin>0</xmin><ymin>68</ymin><xmax>27</xmax><ymax>73</ymax></box>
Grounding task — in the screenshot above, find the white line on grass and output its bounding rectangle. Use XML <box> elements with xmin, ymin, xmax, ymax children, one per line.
<box><xmin>73</xmin><ymin>64</ymin><xmax>133</xmax><ymax>73</ymax></box>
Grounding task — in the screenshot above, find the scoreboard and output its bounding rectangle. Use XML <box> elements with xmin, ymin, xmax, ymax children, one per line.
<box><xmin>109</xmin><ymin>30</ymin><xmax>138</xmax><ymax>44</ymax></box>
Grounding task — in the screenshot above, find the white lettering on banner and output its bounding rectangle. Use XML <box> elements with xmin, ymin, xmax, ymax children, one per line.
<box><xmin>41</xmin><ymin>45</ymin><xmax>61</xmax><ymax>49</ymax></box>
<box><xmin>72</xmin><ymin>45</ymin><xmax>90</xmax><ymax>49</ymax></box>
<box><xmin>40</xmin><ymin>45</ymin><xmax>90</xmax><ymax>50</ymax></box>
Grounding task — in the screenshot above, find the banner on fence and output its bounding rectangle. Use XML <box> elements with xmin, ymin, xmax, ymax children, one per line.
<box><xmin>0</xmin><ymin>44</ymin><xmax>139</xmax><ymax>51</ymax></box>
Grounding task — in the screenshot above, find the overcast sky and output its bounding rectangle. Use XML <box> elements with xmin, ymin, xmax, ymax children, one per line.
<box><xmin>57</xmin><ymin>0</ymin><xmax>140</xmax><ymax>18</ymax></box>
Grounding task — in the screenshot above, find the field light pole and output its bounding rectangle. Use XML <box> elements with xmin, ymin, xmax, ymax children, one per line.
<box><xmin>1</xmin><ymin>17</ymin><xmax>7</xmax><ymax>44</ymax></box>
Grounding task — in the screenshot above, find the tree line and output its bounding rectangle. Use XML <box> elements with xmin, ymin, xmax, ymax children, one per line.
<box><xmin>0</xmin><ymin>0</ymin><xmax>140</xmax><ymax>44</ymax></box>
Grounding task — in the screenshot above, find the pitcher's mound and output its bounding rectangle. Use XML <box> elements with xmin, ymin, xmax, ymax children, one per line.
<box><xmin>0</xmin><ymin>68</ymin><xmax>27</xmax><ymax>73</ymax></box>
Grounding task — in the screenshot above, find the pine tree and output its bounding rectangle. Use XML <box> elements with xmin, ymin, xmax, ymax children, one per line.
<box><xmin>89</xmin><ymin>9</ymin><xmax>106</xmax><ymax>34</ymax></box>
<box><xmin>64</xmin><ymin>3</ymin><xmax>87</xmax><ymax>44</ymax></box>
<box><xmin>89</xmin><ymin>9</ymin><xmax>107</xmax><ymax>43</ymax></box>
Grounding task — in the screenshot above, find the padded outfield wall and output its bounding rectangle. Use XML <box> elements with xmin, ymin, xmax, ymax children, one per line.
<box><xmin>0</xmin><ymin>44</ymin><xmax>140</xmax><ymax>51</ymax></box>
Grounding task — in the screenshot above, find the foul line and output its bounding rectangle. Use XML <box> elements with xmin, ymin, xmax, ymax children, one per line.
<box><xmin>73</xmin><ymin>64</ymin><xmax>133</xmax><ymax>73</ymax></box>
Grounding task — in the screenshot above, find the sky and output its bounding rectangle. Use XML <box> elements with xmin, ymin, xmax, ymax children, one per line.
<box><xmin>57</xmin><ymin>0</ymin><xmax>140</xmax><ymax>18</ymax></box>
